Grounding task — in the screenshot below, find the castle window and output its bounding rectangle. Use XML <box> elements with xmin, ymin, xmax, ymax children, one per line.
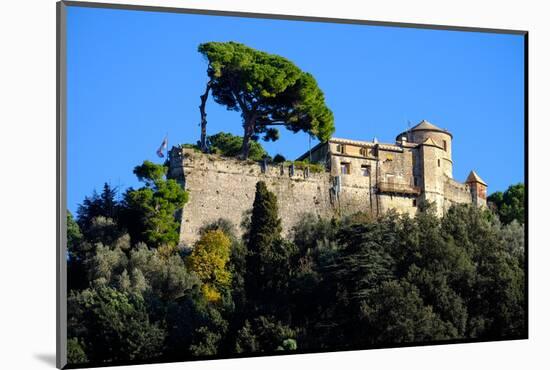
<box><xmin>443</xmin><ymin>140</ymin><xmax>448</xmax><ymax>152</ymax></box>
<box><xmin>413</xmin><ymin>199</ymin><xmax>417</xmax><ymax>207</ymax></box>
<box><xmin>360</xmin><ymin>147</ymin><xmax>368</xmax><ymax>157</ymax></box>
<box><xmin>336</xmin><ymin>144</ymin><xmax>345</xmax><ymax>154</ymax></box>
<box><xmin>438</xmin><ymin>159</ymin><xmax>441</xmax><ymax>167</ymax></box>
<box><xmin>361</xmin><ymin>165</ymin><xmax>370</xmax><ymax>176</ymax></box>
<box><xmin>341</xmin><ymin>162</ymin><xmax>351</xmax><ymax>175</ymax></box>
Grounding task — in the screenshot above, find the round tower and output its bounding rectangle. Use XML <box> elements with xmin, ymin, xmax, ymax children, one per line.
<box><xmin>396</xmin><ymin>120</ymin><xmax>453</xmax><ymax>178</ymax></box>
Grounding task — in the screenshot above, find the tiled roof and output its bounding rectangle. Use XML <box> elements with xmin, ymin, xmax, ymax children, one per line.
<box><xmin>466</xmin><ymin>170</ymin><xmax>487</xmax><ymax>186</ymax></box>
<box><xmin>411</xmin><ymin>120</ymin><xmax>445</xmax><ymax>132</ymax></box>
<box><xmin>396</xmin><ymin>119</ymin><xmax>453</xmax><ymax>140</ymax></box>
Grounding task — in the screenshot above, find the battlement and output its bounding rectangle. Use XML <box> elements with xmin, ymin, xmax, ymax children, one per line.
<box><xmin>169</xmin><ymin>147</ymin><xmax>328</xmax><ymax>183</ymax></box>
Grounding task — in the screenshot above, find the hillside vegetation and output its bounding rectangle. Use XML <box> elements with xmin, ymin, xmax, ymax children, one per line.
<box><xmin>66</xmin><ymin>161</ymin><xmax>525</xmax><ymax>366</ymax></box>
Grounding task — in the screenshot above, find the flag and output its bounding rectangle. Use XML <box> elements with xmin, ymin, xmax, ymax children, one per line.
<box><xmin>156</xmin><ymin>136</ymin><xmax>168</xmax><ymax>158</ymax></box>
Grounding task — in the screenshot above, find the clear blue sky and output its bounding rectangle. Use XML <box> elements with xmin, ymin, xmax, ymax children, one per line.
<box><xmin>67</xmin><ymin>6</ymin><xmax>525</xmax><ymax>215</ymax></box>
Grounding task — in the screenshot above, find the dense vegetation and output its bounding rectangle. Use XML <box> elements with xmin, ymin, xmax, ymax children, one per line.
<box><xmin>488</xmin><ymin>183</ymin><xmax>525</xmax><ymax>225</ymax></box>
<box><xmin>67</xmin><ymin>169</ymin><xmax>526</xmax><ymax>366</ymax></box>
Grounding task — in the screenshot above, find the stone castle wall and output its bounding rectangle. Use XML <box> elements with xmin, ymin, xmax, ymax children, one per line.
<box><xmin>169</xmin><ymin>143</ymin><xmax>481</xmax><ymax>246</ymax></box>
<box><xmin>444</xmin><ymin>178</ymin><xmax>473</xmax><ymax>209</ymax></box>
<box><xmin>169</xmin><ymin>148</ymin><xmax>338</xmax><ymax>246</ymax></box>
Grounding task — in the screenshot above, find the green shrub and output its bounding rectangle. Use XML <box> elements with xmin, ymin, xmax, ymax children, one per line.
<box><xmin>207</xmin><ymin>132</ymin><xmax>268</xmax><ymax>161</ymax></box>
<box><xmin>67</xmin><ymin>338</ymin><xmax>88</xmax><ymax>364</ymax></box>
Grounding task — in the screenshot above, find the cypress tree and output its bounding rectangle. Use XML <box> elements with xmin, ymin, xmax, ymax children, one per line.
<box><xmin>248</xmin><ymin>181</ymin><xmax>282</xmax><ymax>254</ymax></box>
<box><xmin>245</xmin><ymin>181</ymin><xmax>283</xmax><ymax>309</ymax></box>
<box><xmin>241</xmin><ymin>181</ymin><xmax>298</xmax><ymax>347</ymax></box>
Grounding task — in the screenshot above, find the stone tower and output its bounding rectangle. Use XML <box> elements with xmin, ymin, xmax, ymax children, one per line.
<box><xmin>466</xmin><ymin>170</ymin><xmax>488</xmax><ymax>207</ymax></box>
<box><xmin>396</xmin><ymin>120</ymin><xmax>454</xmax><ymax>214</ymax></box>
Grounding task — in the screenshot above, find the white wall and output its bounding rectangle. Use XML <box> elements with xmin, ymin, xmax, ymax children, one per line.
<box><xmin>1</xmin><ymin>0</ymin><xmax>547</xmax><ymax>369</ymax></box>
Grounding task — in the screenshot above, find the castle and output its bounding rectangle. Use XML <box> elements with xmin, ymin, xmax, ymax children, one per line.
<box><xmin>169</xmin><ymin>120</ymin><xmax>487</xmax><ymax>246</ymax></box>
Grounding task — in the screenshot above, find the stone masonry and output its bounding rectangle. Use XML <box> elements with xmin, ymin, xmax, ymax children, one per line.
<box><xmin>169</xmin><ymin>120</ymin><xmax>487</xmax><ymax>246</ymax></box>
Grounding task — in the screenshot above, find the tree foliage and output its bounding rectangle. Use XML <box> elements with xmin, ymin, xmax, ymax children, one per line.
<box><xmin>488</xmin><ymin>183</ymin><xmax>525</xmax><ymax>225</ymax></box>
<box><xmin>121</xmin><ymin>160</ymin><xmax>188</xmax><ymax>247</ymax></box>
<box><xmin>198</xmin><ymin>41</ymin><xmax>334</xmax><ymax>158</ymax></box>
<box><xmin>68</xmin><ymin>286</ymin><xmax>165</xmax><ymax>363</ymax></box>
<box><xmin>245</xmin><ymin>181</ymin><xmax>298</xmax><ymax>317</ymax></box>
<box><xmin>67</xmin><ymin>338</ymin><xmax>88</xmax><ymax>364</ymax></box>
<box><xmin>67</xmin><ymin>168</ymin><xmax>525</xmax><ymax>365</ymax></box>
<box><xmin>186</xmin><ymin>230</ymin><xmax>232</xmax><ymax>303</ymax></box>
<box><xmin>207</xmin><ymin>131</ymin><xmax>268</xmax><ymax>161</ymax></box>
<box><xmin>76</xmin><ymin>183</ymin><xmax>119</xmax><ymax>238</ymax></box>
<box><xmin>235</xmin><ymin>316</ymin><xmax>297</xmax><ymax>354</ymax></box>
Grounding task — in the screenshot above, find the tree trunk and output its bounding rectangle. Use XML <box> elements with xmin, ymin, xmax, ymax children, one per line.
<box><xmin>241</xmin><ymin>117</ymin><xmax>255</xmax><ymax>159</ymax></box>
<box><xmin>199</xmin><ymin>81</ymin><xmax>211</xmax><ymax>152</ymax></box>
